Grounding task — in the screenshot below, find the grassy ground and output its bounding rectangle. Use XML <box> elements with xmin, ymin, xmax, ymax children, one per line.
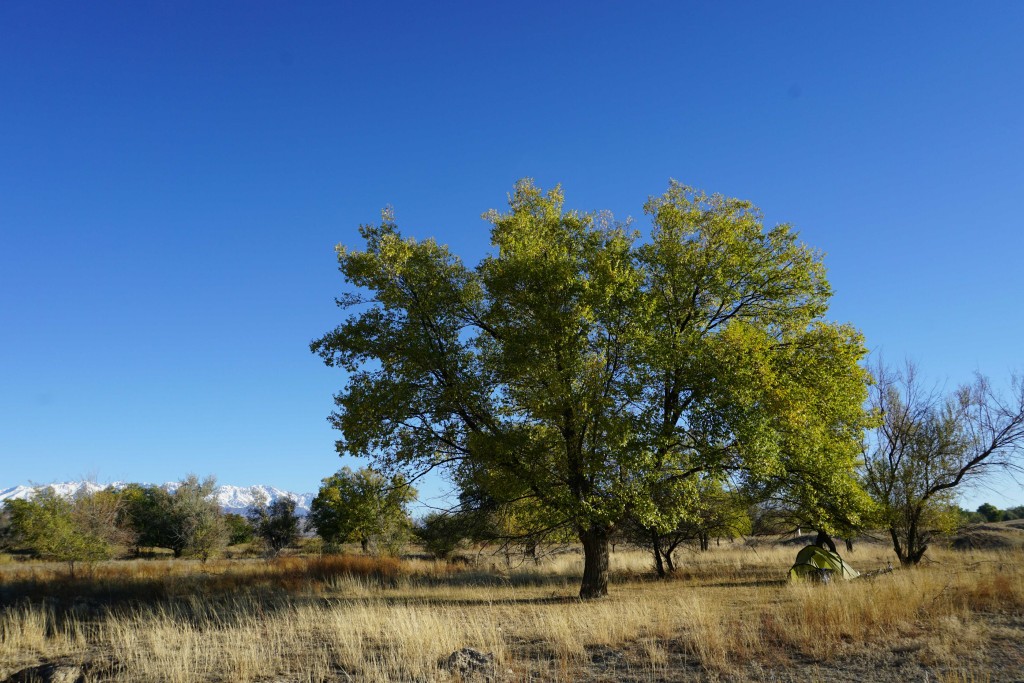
<box><xmin>1</xmin><ymin>535</ymin><xmax>1023</xmax><ymax>682</ymax></box>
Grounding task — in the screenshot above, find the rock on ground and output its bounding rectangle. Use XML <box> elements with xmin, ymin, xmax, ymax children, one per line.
<box><xmin>2</xmin><ymin>663</ymin><xmax>83</xmax><ymax>683</ymax></box>
<box><xmin>443</xmin><ymin>648</ymin><xmax>496</xmax><ymax>679</ymax></box>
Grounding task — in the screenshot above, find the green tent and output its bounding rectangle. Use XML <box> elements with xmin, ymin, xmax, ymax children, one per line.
<box><xmin>789</xmin><ymin>545</ymin><xmax>859</xmax><ymax>582</ymax></box>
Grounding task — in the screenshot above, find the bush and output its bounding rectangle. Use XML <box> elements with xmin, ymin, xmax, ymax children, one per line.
<box><xmin>2</xmin><ymin>488</ymin><xmax>133</xmax><ymax>574</ymax></box>
<box><xmin>225</xmin><ymin>513</ymin><xmax>255</xmax><ymax>546</ymax></box>
<box><xmin>415</xmin><ymin>512</ymin><xmax>469</xmax><ymax>559</ymax></box>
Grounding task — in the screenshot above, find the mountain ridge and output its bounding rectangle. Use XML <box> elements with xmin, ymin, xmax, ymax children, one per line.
<box><xmin>0</xmin><ymin>481</ymin><xmax>315</xmax><ymax>515</ymax></box>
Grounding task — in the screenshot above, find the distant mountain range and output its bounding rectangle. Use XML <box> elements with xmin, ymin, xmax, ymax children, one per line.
<box><xmin>0</xmin><ymin>481</ymin><xmax>315</xmax><ymax>516</ymax></box>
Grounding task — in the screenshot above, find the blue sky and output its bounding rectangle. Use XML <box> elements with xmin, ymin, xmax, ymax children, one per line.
<box><xmin>1</xmin><ymin>2</ymin><xmax>1021</xmax><ymax>509</ymax></box>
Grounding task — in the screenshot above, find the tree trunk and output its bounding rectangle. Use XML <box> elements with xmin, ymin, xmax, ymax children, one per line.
<box><xmin>814</xmin><ymin>530</ymin><xmax>837</xmax><ymax>553</ymax></box>
<box><xmin>890</xmin><ymin>527</ymin><xmax>906</xmax><ymax>564</ymax></box>
<box><xmin>526</xmin><ymin>539</ymin><xmax>539</xmax><ymax>564</ymax></box>
<box><xmin>663</xmin><ymin>548</ymin><xmax>675</xmax><ymax>574</ymax></box>
<box><xmin>665</xmin><ymin>539</ymin><xmax>683</xmax><ymax>574</ymax></box>
<box><xmin>651</xmin><ymin>532</ymin><xmax>665</xmax><ymax>578</ymax></box>
<box><xmin>360</xmin><ymin>538</ymin><xmax>369</xmax><ymax>554</ymax></box>
<box><xmin>891</xmin><ymin>526</ymin><xmax>926</xmax><ymax>566</ymax></box>
<box><xmin>845</xmin><ymin>538</ymin><xmax>854</xmax><ymax>553</ymax></box>
<box><xmin>579</xmin><ymin>524</ymin><xmax>611</xmax><ymax>599</ymax></box>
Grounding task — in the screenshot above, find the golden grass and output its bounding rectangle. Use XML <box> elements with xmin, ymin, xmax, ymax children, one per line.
<box><xmin>2</xmin><ymin>543</ymin><xmax>1022</xmax><ymax>681</ymax></box>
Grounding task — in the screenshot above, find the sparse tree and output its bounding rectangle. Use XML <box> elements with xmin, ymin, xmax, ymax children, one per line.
<box><xmin>863</xmin><ymin>362</ymin><xmax>1024</xmax><ymax>565</ymax></box>
<box><xmin>247</xmin><ymin>496</ymin><xmax>302</xmax><ymax>555</ymax></box>
<box><xmin>165</xmin><ymin>476</ymin><xmax>228</xmax><ymax>560</ymax></box>
<box><xmin>76</xmin><ymin>486</ymin><xmax>137</xmax><ymax>550</ymax></box>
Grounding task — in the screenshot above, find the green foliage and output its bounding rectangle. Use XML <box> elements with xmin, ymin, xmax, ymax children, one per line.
<box><xmin>958</xmin><ymin>507</ymin><xmax>986</xmax><ymax>524</ymax></box>
<box><xmin>164</xmin><ymin>476</ymin><xmax>228</xmax><ymax>559</ymax></box>
<box><xmin>1</xmin><ymin>488</ymin><xmax>129</xmax><ymax>572</ymax></box>
<box><xmin>969</xmin><ymin>503</ymin><xmax>1024</xmax><ymax>523</ymax></box>
<box><xmin>312</xmin><ymin>180</ymin><xmax>873</xmax><ymax>597</ymax></box>
<box><xmin>117</xmin><ymin>482</ymin><xmax>168</xmax><ymax>550</ymax></box>
<box><xmin>118</xmin><ymin>476</ymin><xmax>228</xmax><ymax>559</ymax></box>
<box><xmin>977</xmin><ymin>503</ymin><xmax>1002</xmax><ymax>523</ymax></box>
<box><xmin>0</xmin><ymin>506</ymin><xmax>13</xmax><ymax>551</ymax></box>
<box><xmin>247</xmin><ymin>497</ymin><xmax>302</xmax><ymax>554</ymax></box>
<box><xmin>224</xmin><ymin>513</ymin><xmax>255</xmax><ymax>545</ymax></box>
<box><xmin>309</xmin><ymin>467</ymin><xmax>416</xmax><ymax>555</ymax></box>
<box><xmin>415</xmin><ymin>512</ymin><xmax>468</xmax><ymax>559</ymax></box>
<box><xmin>625</xmin><ymin>477</ymin><xmax>752</xmax><ymax>575</ymax></box>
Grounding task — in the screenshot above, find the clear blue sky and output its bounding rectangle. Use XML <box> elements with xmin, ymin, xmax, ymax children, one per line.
<box><xmin>2</xmin><ymin>2</ymin><xmax>1022</xmax><ymax>509</ymax></box>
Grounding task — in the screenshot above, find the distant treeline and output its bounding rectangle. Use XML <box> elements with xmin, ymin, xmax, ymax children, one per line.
<box><xmin>0</xmin><ymin>469</ymin><xmax>414</xmax><ymax>569</ymax></box>
<box><xmin>961</xmin><ymin>503</ymin><xmax>1024</xmax><ymax>524</ymax></box>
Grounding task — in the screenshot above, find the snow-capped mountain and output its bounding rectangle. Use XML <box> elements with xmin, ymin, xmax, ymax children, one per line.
<box><xmin>207</xmin><ymin>485</ymin><xmax>315</xmax><ymax>515</ymax></box>
<box><xmin>0</xmin><ymin>481</ymin><xmax>314</xmax><ymax>516</ymax></box>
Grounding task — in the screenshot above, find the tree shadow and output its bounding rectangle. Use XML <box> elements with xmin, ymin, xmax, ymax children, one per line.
<box><xmin>696</xmin><ymin>578</ymin><xmax>788</xmax><ymax>589</ymax></box>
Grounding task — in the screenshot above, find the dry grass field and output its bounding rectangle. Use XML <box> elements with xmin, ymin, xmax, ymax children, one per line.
<box><xmin>2</xmin><ymin>535</ymin><xmax>1023</xmax><ymax>682</ymax></box>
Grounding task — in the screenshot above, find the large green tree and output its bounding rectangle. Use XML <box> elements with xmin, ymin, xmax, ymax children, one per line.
<box><xmin>312</xmin><ymin>180</ymin><xmax>871</xmax><ymax>598</ymax></box>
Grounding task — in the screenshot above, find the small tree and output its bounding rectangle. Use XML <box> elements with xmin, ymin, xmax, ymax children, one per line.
<box><xmin>166</xmin><ymin>476</ymin><xmax>228</xmax><ymax>560</ymax></box>
<box><xmin>2</xmin><ymin>488</ymin><xmax>127</xmax><ymax>576</ymax></box>
<box><xmin>309</xmin><ymin>467</ymin><xmax>416</xmax><ymax>554</ymax></box>
<box><xmin>863</xmin><ymin>362</ymin><xmax>1024</xmax><ymax>565</ymax></box>
<box><xmin>625</xmin><ymin>478</ymin><xmax>751</xmax><ymax>577</ymax></box>
<box><xmin>75</xmin><ymin>486</ymin><xmax>137</xmax><ymax>551</ymax></box>
<box><xmin>117</xmin><ymin>483</ymin><xmax>167</xmax><ymax>554</ymax></box>
<box><xmin>247</xmin><ymin>496</ymin><xmax>302</xmax><ymax>555</ymax></box>
<box><xmin>415</xmin><ymin>511</ymin><xmax>469</xmax><ymax>559</ymax></box>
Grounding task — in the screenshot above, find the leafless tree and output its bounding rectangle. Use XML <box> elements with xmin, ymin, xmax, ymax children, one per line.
<box><xmin>863</xmin><ymin>361</ymin><xmax>1024</xmax><ymax>565</ymax></box>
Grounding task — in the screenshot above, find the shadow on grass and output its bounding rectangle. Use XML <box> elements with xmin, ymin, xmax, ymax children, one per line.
<box><xmin>0</xmin><ymin>554</ymin><xmax>596</xmax><ymax>624</ymax></box>
<box><xmin>323</xmin><ymin>593</ymin><xmax>585</xmax><ymax>608</ymax></box>
<box><xmin>695</xmin><ymin>578</ymin><xmax>788</xmax><ymax>589</ymax></box>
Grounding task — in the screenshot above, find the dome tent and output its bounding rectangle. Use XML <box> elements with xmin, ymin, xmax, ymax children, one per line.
<box><xmin>789</xmin><ymin>545</ymin><xmax>859</xmax><ymax>582</ymax></box>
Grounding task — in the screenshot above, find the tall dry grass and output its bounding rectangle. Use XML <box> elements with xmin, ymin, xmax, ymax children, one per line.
<box><xmin>1</xmin><ymin>543</ymin><xmax>1022</xmax><ymax>681</ymax></box>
